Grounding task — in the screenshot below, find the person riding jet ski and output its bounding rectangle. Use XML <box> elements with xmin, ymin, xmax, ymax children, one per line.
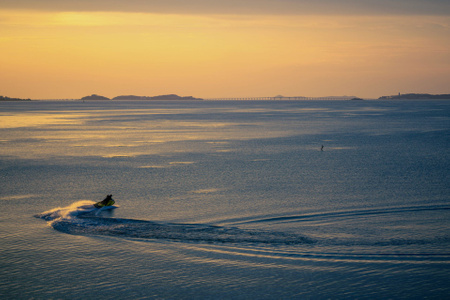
<box><xmin>94</xmin><ymin>194</ymin><xmax>115</xmax><ymax>208</ymax></box>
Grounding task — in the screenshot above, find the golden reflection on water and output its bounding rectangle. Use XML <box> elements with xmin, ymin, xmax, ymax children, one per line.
<box><xmin>0</xmin><ymin>114</ymin><xmax>87</xmax><ymax>128</ymax></box>
<box><xmin>0</xmin><ymin>108</ymin><xmax>300</xmax><ymax>160</ymax></box>
<box><xmin>0</xmin><ymin>194</ymin><xmax>37</xmax><ymax>201</ymax></box>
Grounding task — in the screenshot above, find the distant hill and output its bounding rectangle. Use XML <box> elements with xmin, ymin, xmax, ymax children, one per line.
<box><xmin>112</xmin><ymin>94</ymin><xmax>202</xmax><ymax>100</ymax></box>
<box><xmin>81</xmin><ymin>94</ymin><xmax>110</xmax><ymax>100</ymax></box>
<box><xmin>379</xmin><ymin>93</ymin><xmax>450</xmax><ymax>100</ymax></box>
<box><xmin>0</xmin><ymin>95</ymin><xmax>32</xmax><ymax>101</ymax></box>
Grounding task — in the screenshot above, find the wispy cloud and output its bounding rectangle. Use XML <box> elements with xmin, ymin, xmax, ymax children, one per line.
<box><xmin>1</xmin><ymin>0</ymin><xmax>450</xmax><ymax>15</ymax></box>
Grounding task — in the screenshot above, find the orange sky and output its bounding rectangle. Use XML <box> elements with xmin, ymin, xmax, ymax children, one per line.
<box><xmin>1</xmin><ymin>1</ymin><xmax>449</xmax><ymax>99</ymax></box>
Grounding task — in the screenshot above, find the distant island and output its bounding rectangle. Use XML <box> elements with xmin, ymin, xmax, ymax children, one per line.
<box><xmin>379</xmin><ymin>93</ymin><xmax>450</xmax><ymax>100</ymax></box>
<box><xmin>0</xmin><ymin>95</ymin><xmax>32</xmax><ymax>101</ymax></box>
<box><xmin>80</xmin><ymin>94</ymin><xmax>111</xmax><ymax>100</ymax></box>
<box><xmin>79</xmin><ymin>94</ymin><xmax>203</xmax><ymax>101</ymax></box>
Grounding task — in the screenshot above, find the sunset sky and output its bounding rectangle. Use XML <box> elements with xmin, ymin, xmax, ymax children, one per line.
<box><xmin>1</xmin><ymin>0</ymin><xmax>449</xmax><ymax>99</ymax></box>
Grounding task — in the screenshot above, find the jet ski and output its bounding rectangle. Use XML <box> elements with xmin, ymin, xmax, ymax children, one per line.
<box><xmin>94</xmin><ymin>194</ymin><xmax>115</xmax><ymax>208</ymax></box>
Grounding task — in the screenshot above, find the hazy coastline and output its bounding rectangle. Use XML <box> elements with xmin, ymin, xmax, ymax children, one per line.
<box><xmin>2</xmin><ymin>93</ymin><xmax>450</xmax><ymax>102</ymax></box>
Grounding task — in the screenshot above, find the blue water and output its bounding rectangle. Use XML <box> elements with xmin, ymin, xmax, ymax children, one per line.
<box><xmin>1</xmin><ymin>100</ymin><xmax>449</xmax><ymax>299</ymax></box>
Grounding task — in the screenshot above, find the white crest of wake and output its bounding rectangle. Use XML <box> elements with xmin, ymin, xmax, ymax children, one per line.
<box><xmin>36</xmin><ymin>200</ymin><xmax>97</xmax><ymax>221</ymax></box>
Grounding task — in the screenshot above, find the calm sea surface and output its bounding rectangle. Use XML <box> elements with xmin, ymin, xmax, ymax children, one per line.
<box><xmin>1</xmin><ymin>100</ymin><xmax>449</xmax><ymax>299</ymax></box>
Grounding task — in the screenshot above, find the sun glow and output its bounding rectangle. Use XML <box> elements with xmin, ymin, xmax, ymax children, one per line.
<box><xmin>1</xmin><ymin>9</ymin><xmax>449</xmax><ymax>98</ymax></box>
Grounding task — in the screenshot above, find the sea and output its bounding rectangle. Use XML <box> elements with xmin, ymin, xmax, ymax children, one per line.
<box><xmin>1</xmin><ymin>99</ymin><xmax>449</xmax><ymax>299</ymax></box>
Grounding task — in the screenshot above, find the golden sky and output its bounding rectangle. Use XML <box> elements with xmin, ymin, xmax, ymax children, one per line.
<box><xmin>1</xmin><ymin>1</ymin><xmax>449</xmax><ymax>99</ymax></box>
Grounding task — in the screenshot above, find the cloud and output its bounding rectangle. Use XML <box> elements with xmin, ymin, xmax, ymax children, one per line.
<box><xmin>1</xmin><ymin>0</ymin><xmax>450</xmax><ymax>15</ymax></box>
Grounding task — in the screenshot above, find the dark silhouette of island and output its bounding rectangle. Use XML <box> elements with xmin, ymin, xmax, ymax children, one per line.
<box><xmin>379</xmin><ymin>93</ymin><xmax>450</xmax><ymax>100</ymax></box>
<box><xmin>0</xmin><ymin>95</ymin><xmax>32</xmax><ymax>101</ymax></box>
<box><xmin>112</xmin><ymin>94</ymin><xmax>203</xmax><ymax>100</ymax></box>
<box><xmin>4</xmin><ymin>93</ymin><xmax>449</xmax><ymax>102</ymax></box>
<box><xmin>81</xmin><ymin>94</ymin><xmax>111</xmax><ymax>100</ymax></box>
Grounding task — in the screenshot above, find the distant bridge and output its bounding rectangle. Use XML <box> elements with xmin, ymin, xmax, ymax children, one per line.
<box><xmin>205</xmin><ymin>96</ymin><xmax>355</xmax><ymax>101</ymax></box>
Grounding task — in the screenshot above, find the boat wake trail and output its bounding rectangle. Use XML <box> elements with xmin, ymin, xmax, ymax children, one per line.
<box><xmin>232</xmin><ymin>204</ymin><xmax>450</xmax><ymax>225</ymax></box>
<box><xmin>35</xmin><ymin>202</ymin><xmax>313</xmax><ymax>245</ymax></box>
